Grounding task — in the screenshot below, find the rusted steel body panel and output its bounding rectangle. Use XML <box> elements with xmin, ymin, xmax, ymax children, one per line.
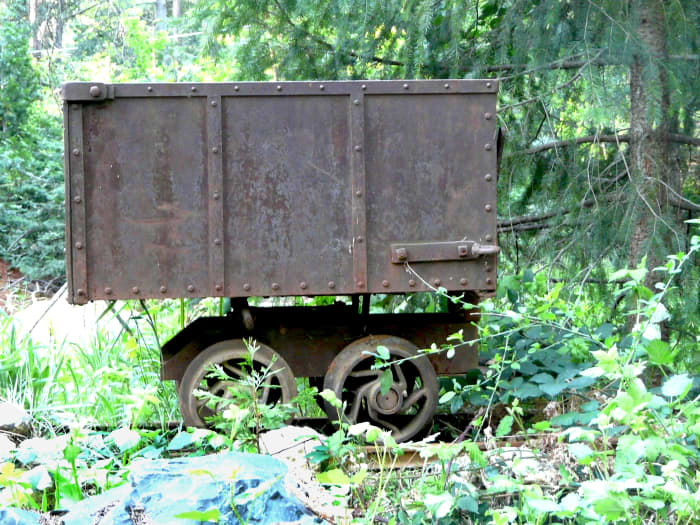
<box><xmin>62</xmin><ymin>80</ymin><xmax>499</xmax><ymax>304</ymax></box>
<box><xmin>160</xmin><ymin>306</ymin><xmax>479</xmax><ymax>380</ymax></box>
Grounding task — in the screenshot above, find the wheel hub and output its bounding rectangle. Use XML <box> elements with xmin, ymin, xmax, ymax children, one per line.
<box><xmin>370</xmin><ymin>383</ymin><xmax>404</xmax><ymax>415</ymax></box>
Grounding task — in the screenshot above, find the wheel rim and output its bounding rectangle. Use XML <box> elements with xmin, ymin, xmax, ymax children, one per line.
<box><xmin>178</xmin><ymin>339</ymin><xmax>297</xmax><ymax>427</ymax></box>
<box><xmin>323</xmin><ymin>335</ymin><xmax>438</xmax><ymax>442</ymax></box>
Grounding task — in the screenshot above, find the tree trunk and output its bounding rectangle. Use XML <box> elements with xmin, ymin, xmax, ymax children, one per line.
<box><xmin>627</xmin><ymin>0</ymin><xmax>682</xmax><ymax>333</ymax></box>
<box><xmin>156</xmin><ymin>0</ymin><xmax>167</xmax><ymax>28</ymax></box>
<box><xmin>28</xmin><ymin>0</ymin><xmax>40</xmax><ymax>50</ymax></box>
<box><xmin>173</xmin><ymin>0</ymin><xmax>181</xmax><ymax>18</ymax></box>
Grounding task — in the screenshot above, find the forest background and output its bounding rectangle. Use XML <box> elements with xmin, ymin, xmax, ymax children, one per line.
<box><xmin>0</xmin><ymin>0</ymin><xmax>699</xmax><ymax>523</ymax></box>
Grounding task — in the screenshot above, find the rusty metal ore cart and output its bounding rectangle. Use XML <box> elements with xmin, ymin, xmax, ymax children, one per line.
<box><xmin>61</xmin><ymin>79</ymin><xmax>499</xmax><ymax>442</ymax></box>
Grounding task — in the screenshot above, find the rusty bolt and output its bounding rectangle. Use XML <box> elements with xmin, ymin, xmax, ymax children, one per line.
<box><xmin>276</xmin><ymin>85</ymin><xmax>282</xmax><ymax>91</ymax></box>
<box><xmin>396</xmin><ymin>248</ymin><xmax>407</xmax><ymax>261</ymax></box>
<box><xmin>187</xmin><ymin>285</ymin><xmax>195</xmax><ymax>292</ymax></box>
<box><xmin>210</xmin><ymin>100</ymin><xmax>217</xmax><ymax>107</ymax></box>
<box><xmin>354</xmin><ymin>145</ymin><xmax>362</xmax><ymax>152</ymax></box>
<box><xmin>132</xmin><ymin>287</ymin><xmax>140</xmax><ymax>294</ymax></box>
<box><xmin>485</xmin><ymin>234</ymin><xmax>493</xmax><ymax>241</ymax></box>
<box><xmin>212</xmin><ymin>146</ymin><xmax>219</xmax><ymax>154</ymax></box>
<box><xmin>73</xmin><ymin>195</ymin><xmax>82</xmax><ymax>203</ymax></box>
<box><xmin>72</xmin><ymin>148</ymin><xmax>80</xmax><ymax>156</ymax></box>
<box><xmin>328</xmin><ymin>281</ymin><xmax>336</xmax><ymax>289</ymax></box>
<box><xmin>353</xmin><ymin>99</ymin><xmax>360</xmax><ymax>105</ymax></box>
<box><xmin>485</xmin><ymin>112</ymin><xmax>492</xmax><ymax>120</ymax></box>
<box><xmin>319</xmin><ymin>84</ymin><xmax>325</xmax><ymax>90</ymax></box>
<box><xmin>486</xmin><ymin>266</ymin><xmax>493</xmax><ymax>272</ymax></box>
<box><xmin>213</xmin><ymin>192</ymin><xmax>220</xmax><ymax>200</ymax></box>
<box><xmin>458</xmin><ymin>245</ymin><xmax>468</xmax><ymax>257</ymax></box>
<box><xmin>361</xmin><ymin>84</ymin><xmax>367</xmax><ymax>90</ymax></box>
<box><xmin>191</xmin><ymin>86</ymin><xmax>197</xmax><ymax>92</ymax></box>
<box><xmin>485</xmin><ymin>143</ymin><xmax>492</xmax><ymax>151</ymax></box>
<box><xmin>272</xmin><ymin>282</ymin><xmax>280</xmax><ymax>290</ymax></box>
<box><xmin>214</xmin><ymin>238</ymin><xmax>222</xmax><ymax>245</ymax></box>
<box><xmin>382</xmin><ymin>280</ymin><xmax>390</xmax><ymax>288</ymax></box>
<box><xmin>486</xmin><ymin>278</ymin><xmax>493</xmax><ymax>285</ymax></box>
<box><xmin>433</xmin><ymin>278</ymin><xmax>441</xmax><ymax>286</ymax></box>
<box><xmin>215</xmin><ymin>284</ymin><xmax>223</xmax><ymax>292</ymax></box>
<box><xmin>485</xmin><ymin>204</ymin><xmax>493</xmax><ymax>212</ymax></box>
<box><xmin>486</xmin><ymin>82</ymin><xmax>492</xmax><ymax>88</ymax></box>
<box><xmin>460</xmin><ymin>278</ymin><xmax>468</xmax><ymax>286</ymax></box>
<box><xmin>147</xmin><ymin>86</ymin><xmax>153</xmax><ymax>92</ymax></box>
<box><xmin>77</xmin><ymin>288</ymin><xmax>85</xmax><ymax>296</ymax></box>
<box><xmin>75</xmin><ymin>241</ymin><xmax>83</xmax><ymax>250</ymax></box>
<box><xmin>356</xmin><ymin>280</ymin><xmax>365</xmax><ymax>288</ymax></box>
<box><xmin>403</xmin><ymin>83</ymin><xmax>409</xmax><ymax>89</ymax></box>
<box><xmin>444</xmin><ymin>83</ymin><xmax>450</xmax><ymax>89</ymax></box>
<box><xmin>104</xmin><ymin>287</ymin><xmax>113</xmax><ymax>295</ymax></box>
<box><xmin>89</xmin><ymin>85</ymin><xmax>101</xmax><ymax>97</ymax></box>
<box><xmin>485</xmin><ymin>173</ymin><xmax>493</xmax><ymax>182</ymax></box>
<box><xmin>160</xmin><ymin>286</ymin><xmax>167</xmax><ymax>293</ymax></box>
<box><xmin>234</xmin><ymin>85</ymin><xmax>239</xmax><ymax>91</ymax></box>
<box><xmin>243</xmin><ymin>283</ymin><xmax>251</xmax><ymax>291</ymax></box>
<box><xmin>355</xmin><ymin>190</ymin><xmax>362</xmax><ymax>197</ymax></box>
<box><xmin>300</xmin><ymin>281</ymin><xmax>307</xmax><ymax>290</ymax></box>
<box><xmin>356</xmin><ymin>236</ymin><xmax>363</xmax><ymax>243</ymax></box>
<box><xmin>408</xmin><ymin>279</ymin><xmax>416</xmax><ymax>287</ymax></box>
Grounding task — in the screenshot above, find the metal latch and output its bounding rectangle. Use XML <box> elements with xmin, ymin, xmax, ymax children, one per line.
<box><xmin>391</xmin><ymin>241</ymin><xmax>499</xmax><ymax>263</ymax></box>
<box><xmin>61</xmin><ymin>82</ymin><xmax>115</xmax><ymax>102</ymax></box>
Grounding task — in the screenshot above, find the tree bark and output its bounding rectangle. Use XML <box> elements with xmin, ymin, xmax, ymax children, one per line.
<box><xmin>156</xmin><ymin>0</ymin><xmax>167</xmax><ymax>28</ymax></box>
<box><xmin>173</xmin><ymin>0</ymin><xmax>181</xmax><ymax>18</ymax></box>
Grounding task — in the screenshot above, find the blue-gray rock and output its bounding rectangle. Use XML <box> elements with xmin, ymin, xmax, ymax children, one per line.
<box><xmin>62</xmin><ymin>451</ymin><xmax>326</xmax><ymax>525</ymax></box>
<box><xmin>0</xmin><ymin>508</ymin><xmax>41</xmax><ymax>525</ymax></box>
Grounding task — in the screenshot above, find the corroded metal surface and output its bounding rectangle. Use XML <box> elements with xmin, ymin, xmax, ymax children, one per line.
<box><xmin>160</xmin><ymin>305</ymin><xmax>479</xmax><ymax>380</ymax></box>
<box><xmin>62</xmin><ymin>80</ymin><xmax>498</xmax><ymax>304</ymax></box>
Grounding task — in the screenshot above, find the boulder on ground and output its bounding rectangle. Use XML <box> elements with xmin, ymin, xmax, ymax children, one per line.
<box><xmin>62</xmin><ymin>451</ymin><xmax>327</xmax><ymax>525</ymax></box>
<box><xmin>0</xmin><ymin>402</ymin><xmax>31</xmax><ymax>437</ymax></box>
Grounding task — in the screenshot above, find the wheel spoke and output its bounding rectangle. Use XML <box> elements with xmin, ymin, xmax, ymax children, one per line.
<box><xmin>259</xmin><ymin>377</ymin><xmax>273</xmax><ymax>404</ymax></box>
<box><xmin>348</xmin><ymin>382</ymin><xmax>375</xmax><ymax>423</ymax></box>
<box><xmin>401</xmin><ymin>387</ymin><xmax>428</xmax><ymax>411</ymax></box>
<box><xmin>349</xmin><ymin>369</ymin><xmax>382</xmax><ymax>378</ymax></box>
<box><xmin>223</xmin><ymin>362</ymin><xmax>246</xmax><ymax>378</ymax></box>
<box><xmin>367</xmin><ymin>406</ymin><xmax>401</xmax><ymax>435</ymax></box>
<box><xmin>392</xmin><ymin>363</ymin><xmax>408</xmax><ymax>391</ymax></box>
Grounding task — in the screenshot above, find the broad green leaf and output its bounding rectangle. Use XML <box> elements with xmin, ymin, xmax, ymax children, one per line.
<box><xmin>350</xmin><ymin>466</ymin><xmax>367</xmax><ymax>484</ymax></box>
<box><xmin>645</xmin><ymin>340</ymin><xmax>673</xmax><ymax>366</ymax></box>
<box><xmin>63</xmin><ymin>443</ymin><xmax>81</xmax><ymax>463</ymax></box>
<box><xmin>425</xmin><ymin>492</ymin><xmax>454</xmax><ymax>519</ymax></box>
<box><xmin>456</xmin><ymin>494</ymin><xmax>478</xmax><ymax>513</ymax></box>
<box><xmin>379</xmin><ymin>369</ymin><xmax>393</xmax><ymax>396</ymax></box>
<box><xmin>174</xmin><ymin>508</ymin><xmax>220</xmax><ymax>522</ymax></box>
<box><xmin>108</xmin><ymin>428</ymin><xmax>140</xmax><ymax>453</ymax></box>
<box><xmin>316</xmin><ymin>468</ymin><xmax>350</xmax><ymax>485</ymax></box>
<box><xmin>593</xmin><ymin>496</ymin><xmax>629</xmax><ymax>520</ymax></box>
<box><xmin>495</xmin><ymin>415</ymin><xmax>513</xmax><ymax>437</ymax></box>
<box><xmin>439</xmin><ymin>391</ymin><xmax>456</xmax><ymax>404</ymax></box>
<box><xmin>661</xmin><ymin>374</ymin><xmax>693</xmax><ymax>399</ymax></box>
<box><xmin>376</xmin><ymin>345</ymin><xmax>390</xmax><ymax>360</ymax></box>
<box><xmin>528</xmin><ymin>498</ymin><xmax>561</xmax><ymax>512</ymax></box>
<box><xmin>168</xmin><ymin>431</ymin><xmax>195</xmax><ymax>451</ymax></box>
<box><xmin>530</xmin><ymin>372</ymin><xmax>554</xmax><ymax>384</ymax></box>
<box><xmin>568</xmin><ymin>443</ymin><xmax>594</xmax><ymax>460</ymax></box>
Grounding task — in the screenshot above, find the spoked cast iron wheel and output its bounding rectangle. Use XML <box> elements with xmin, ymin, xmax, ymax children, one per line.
<box><xmin>178</xmin><ymin>339</ymin><xmax>297</xmax><ymax>427</ymax></box>
<box><xmin>323</xmin><ymin>335</ymin><xmax>439</xmax><ymax>443</ymax></box>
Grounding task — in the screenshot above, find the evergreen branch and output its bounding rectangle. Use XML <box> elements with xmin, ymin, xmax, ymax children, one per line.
<box><xmin>669</xmin><ymin>194</ymin><xmax>700</xmax><ymax>213</ymax></box>
<box><xmin>271</xmin><ymin>0</ymin><xmax>403</xmax><ymax>67</ymax></box>
<box><xmin>522</xmin><ymin>132</ymin><xmax>699</xmax><ymax>154</ymax></box>
<box><xmin>522</xmin><ymin>134</ymin><xmax>629</xmax><ymax>154</ymax></box>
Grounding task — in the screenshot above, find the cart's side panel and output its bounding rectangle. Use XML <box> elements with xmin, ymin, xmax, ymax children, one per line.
<box><xmin>365</xmin><ymin>93</ymin><xmax>498</xmax><ymax>293</ymax></box>
<box><xmin>81</xmin><ymin>98</ymin><xmax>210</xmax><ymax>301</ymax></box>
<box><xmin>221</xmin><ymin>95</ymin><xmax>353</xmax><ymax>297</ymax></box>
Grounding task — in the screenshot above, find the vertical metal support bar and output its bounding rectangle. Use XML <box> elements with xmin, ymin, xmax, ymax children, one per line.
<box><xmin>67</xmin><ymin>103</ymin><xmax>88</xmax><ymax>304</ymax></box>
<box><xmin>207</xmin><ymin>95</ymin><xmax>225</xmax><ymax>296</ymax></box>
<box><xmin>350</xmin><ymin>92</ymin><xmax>368</xmax><ymax>292</ymax></box>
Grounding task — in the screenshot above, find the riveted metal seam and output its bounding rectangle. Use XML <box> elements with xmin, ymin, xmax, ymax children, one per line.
<box><xmin>350</xmin><ymin>91</ymin><xmax>368</xmax><ymax>292</ymax></box>
<box><xmin>207</xmin><ymin>95</ymin><xmax>225</xmax><ymax>296</ymax></box>
<box><xmin>68</xmin><ymin>104</ymin><xmax>88</xmax><ymax>303</ymax></box>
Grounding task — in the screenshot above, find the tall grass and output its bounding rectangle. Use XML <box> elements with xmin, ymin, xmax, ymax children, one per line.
<box><xmin>0</xmin><ymin>298</ymin><xmax>220</xmax><ymax>433</ymax></box>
